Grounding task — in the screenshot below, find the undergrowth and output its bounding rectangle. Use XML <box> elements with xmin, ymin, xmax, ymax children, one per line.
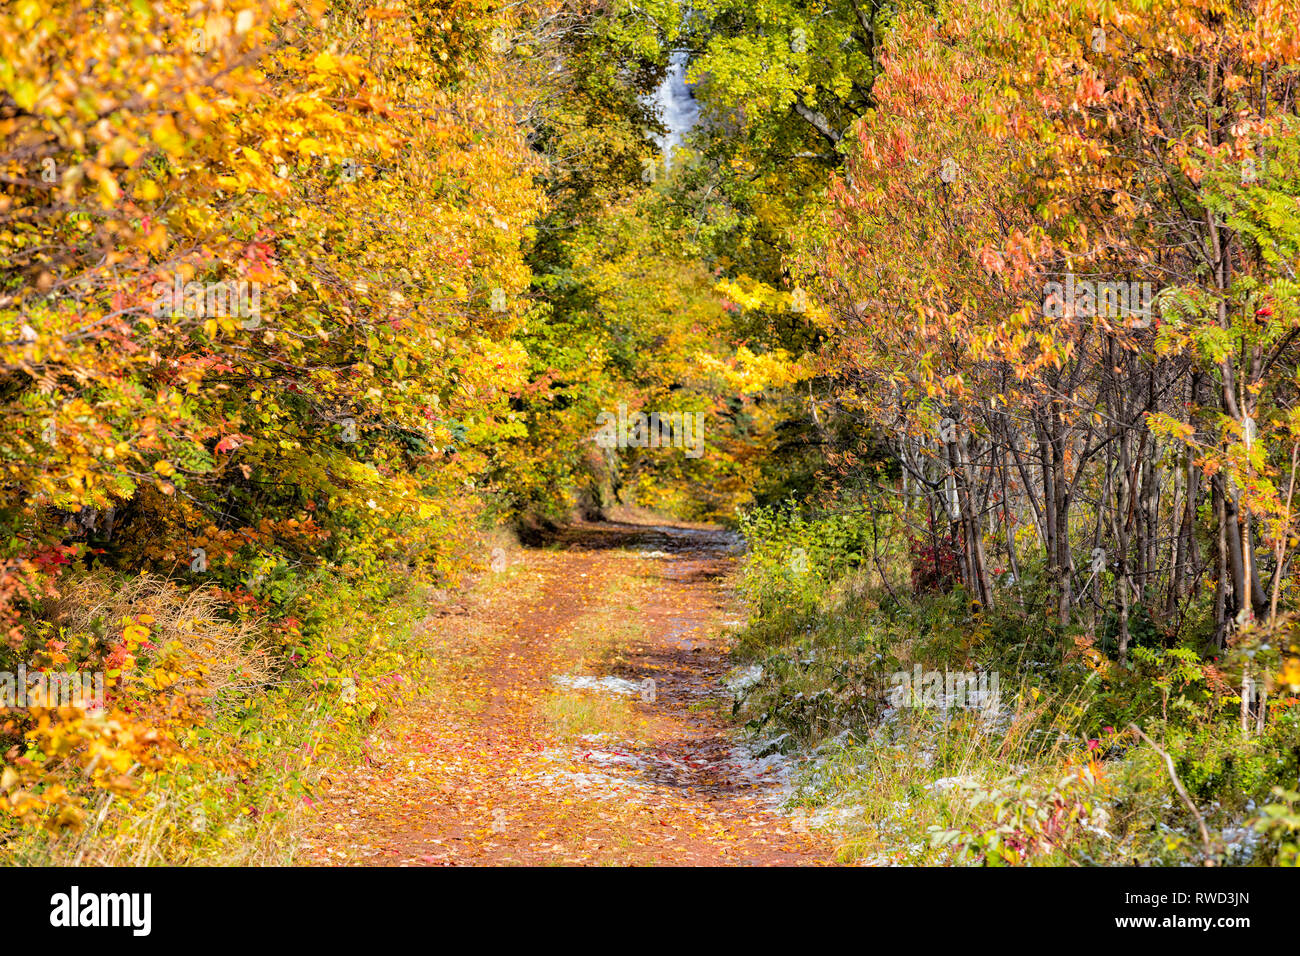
<box><xmin>731</xmin><ymin>504</ymin><xmax>1300</xmax><ymax>866</ymax></box>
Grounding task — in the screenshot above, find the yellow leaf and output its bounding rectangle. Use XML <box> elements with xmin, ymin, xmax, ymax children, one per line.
<box><xmin>152</xmin><ymin>116</ymin><xmax>186</xmax><ymax>159</ymax></box>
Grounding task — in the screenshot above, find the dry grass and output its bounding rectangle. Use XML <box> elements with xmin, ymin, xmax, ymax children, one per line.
<box><xmin>540</xmin><ymin>690</ymin><xmax>639</xmax><ymax>740</ymax></box>
<box><xmin>536</xmin><ymin>564</ymin><xmax>653</xmax><ymax>740</ymax></box>
<box><xmin>49</xmin><ymin>572</ymin><xmax>272</xmax><ymax>699</ymax></box>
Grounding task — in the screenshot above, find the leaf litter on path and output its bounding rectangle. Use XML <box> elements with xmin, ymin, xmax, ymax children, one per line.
<box><xmin>301</xmin><ymin>521</ymin><xmax>835</xmax><ymax>866</ymax></box>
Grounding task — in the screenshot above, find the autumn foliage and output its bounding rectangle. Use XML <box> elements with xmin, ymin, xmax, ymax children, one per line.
<box><xmin>0</xmin><ymin>0</ymin><xmax>550</xmax><ymax>837</ymax></box>
<box><xmin>801</xmin><ymin>0</ymin><xmax>1300</xmax><ymax>678</ymax></box>
<box><xmin>4</xmin><ymin>0</ymin><xmax>1300</xmax><ymax>865</ymax></box>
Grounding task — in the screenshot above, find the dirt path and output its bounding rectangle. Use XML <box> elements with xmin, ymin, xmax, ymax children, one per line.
<box><xmin>300</xmin><ymin>520</ymin><xmax>833</xmax><ymax>866</ymax></box>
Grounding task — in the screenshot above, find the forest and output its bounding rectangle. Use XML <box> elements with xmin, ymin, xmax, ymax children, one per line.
<box><xmin>1</xmin><ymin>0</ymin><xmax>1298</xmax><ymax>870</ymax></box>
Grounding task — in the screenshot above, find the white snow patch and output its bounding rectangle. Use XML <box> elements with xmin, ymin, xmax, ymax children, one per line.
<box><xmin>552</xmin><ymin>674</ymin><xmax>642</xmax><ymax>696</ymax></box>
<box><xmin>533</xmin><ymin>748</ymin><xmax>650</xmax><ymax>799</ymax></box>
<box><xmin>724</xmin><ymin>664</ymin><xmax>763</xmax><ymax>694</ymax></box>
